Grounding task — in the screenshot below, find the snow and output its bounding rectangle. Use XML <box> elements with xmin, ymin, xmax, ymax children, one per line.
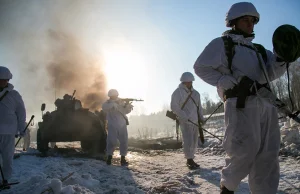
<box><xmin>2</xmin><ymin>140</ymin><xmax>300</xmax><ymax>194</ymax></box>
<box><xmin>281</xmin><ymin>124</ymin><xmax>300</xmax><ymax>145</ymax></box>
<box><xmin>280</xmin><ymin>120</ymin><xmax>300</xmax><ymax>158</ymax></box>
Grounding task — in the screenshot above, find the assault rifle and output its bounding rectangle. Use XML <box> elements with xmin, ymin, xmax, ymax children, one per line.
<box><xmin>166</xmin><ymin>110</ymin><xmax>222</xmax><ymax>142</ymax></box>
<box><xmin>119</xmin><ymin>98</ymin><xmax>144</xmax><ymax>105</ymax></box>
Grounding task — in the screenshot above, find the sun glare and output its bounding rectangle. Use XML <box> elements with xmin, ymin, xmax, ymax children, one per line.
<box><xmin>103</xmin><ymin>45</ymin><xmax>148</xmax><ymax>104</ymax></box>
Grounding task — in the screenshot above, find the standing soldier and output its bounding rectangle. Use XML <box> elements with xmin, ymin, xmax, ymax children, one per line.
<box><xmin>22</xmin><ymin>123</ymin><xmax>31</xmax><ymax>151</ymax></box>
<box><xmin>194</xmin><ymin>2</ymin><xmax>300</xmax><ymax>193</ymax></box>
<box><xmin>171</xmin><ymin>72</ymin><xmax>205</xmax><ymax>169</ymax></box>
<box><xmin>0</xmin><ymin>66</ymin><xmax>26</xmax><ymax>189</ymax></box>
<box><xmin>102</xmin><ymin>89</ymin><xmax>133</xmax><ymax>166</ymax></box>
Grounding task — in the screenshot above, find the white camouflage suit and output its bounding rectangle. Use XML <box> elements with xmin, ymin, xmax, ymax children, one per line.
<box><xmin>193</xmin><ymin>25</ymin><xmax>288</xmax><ymax>194</ymax></box>
<box><xmin>171</xmin><ymin>83</ymin><xmax>204</xmax><ymax>159</ymax></box>
<box><xmin>23</xmin><ymin>127</ymin><xmax>30</xmax><ymax>151</ymax></box>
<box><xmin>102</xmin><ymin>99</ymin><xmax>132</xmax><ymax>156</ymax></box>
<box><xmin>0</xmin><ymin>83</ymin><xmax>26</xmax><ymax>181</ymax></box>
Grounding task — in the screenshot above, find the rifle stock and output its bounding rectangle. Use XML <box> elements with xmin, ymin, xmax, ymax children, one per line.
<box><xmin>197</xmin><ymin>120</ymin><xmax>205</xmax><ymax>144</ymax></box>
<box><xmin>166</xmin><ymin>110</ymin><xmax>179</xmax><ymax>141</ymax></box>
<box><xmin>166</xmin><ymin>110</ymin><xmax>177</xmax><ymax>120</ymax></box>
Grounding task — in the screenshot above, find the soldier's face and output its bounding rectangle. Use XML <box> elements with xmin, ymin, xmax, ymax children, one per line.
<box><xmin>110</xmin><ymin>96</ymin><xmax>118</xmax><ymax>100</ymax></box>
<box><xmin>183</xmin><ymin>82</ymin><xmax>193</xmax><ymax>89</ymax></box>
<box><xmin>235</xmin><ymin>16</ymin><xmax>255</xmax><ymax>35</ymax></box>
<box><xmin>0</xmin><ymin>79</ymin><xmax>8</xmax><ymax>88</ymax></box>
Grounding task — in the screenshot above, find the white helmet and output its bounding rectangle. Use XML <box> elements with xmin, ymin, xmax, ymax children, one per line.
<box><xmin>0</xmin><ymin>66</ymin><xmax>13</xmax><ymax>80</ymax></box>
<box><xmin>180</xmin><ymin>72</ymin><xmax>195</xmax><ymax>82</ymax></box>
<box><xmin>108</xmin><ymin>89</ymin><xmax>119</xmax><ymax>97</ymax></box>
<box><xmin>225</xmin><ymin>2</ymin><xmax>260</xmax><ymax>27</ymax></box>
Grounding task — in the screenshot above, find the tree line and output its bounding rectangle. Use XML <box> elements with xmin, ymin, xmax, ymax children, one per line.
<box><xmin>271</xmin><ymin>60</ymin><xmax>300</xmax><ymax>112</ymax></box>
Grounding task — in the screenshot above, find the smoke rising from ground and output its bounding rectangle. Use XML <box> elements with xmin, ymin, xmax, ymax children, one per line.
<box><xmin>46</xmin><ymin>29</ymin><xmax>107</xmax><ymax>111</ymax></box>
<box><xmin>0</xmin><ymin>0</ymin><xmax>108</xmax><ymax>117</ymax></box>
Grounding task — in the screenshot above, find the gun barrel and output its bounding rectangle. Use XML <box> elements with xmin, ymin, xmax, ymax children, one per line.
<box><xmin>71</xmin><ymin>90</ymin><xmax>76</xmax><ymax>99</ymax></box>
<box><xmin>120</xmin><ymin>98</ymin><xmax>144</xmax><ymax>102</ymax></box>
<box><xmin>134</xmin><ymin>99</ymin><xmax>144</xmax><ymax>101</ymax></box>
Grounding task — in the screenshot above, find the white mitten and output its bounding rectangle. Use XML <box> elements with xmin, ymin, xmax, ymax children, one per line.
<box><xmin>217</xmin><ymin>75</ymin><xmax>238</xmax><ymax>90</ymax></box>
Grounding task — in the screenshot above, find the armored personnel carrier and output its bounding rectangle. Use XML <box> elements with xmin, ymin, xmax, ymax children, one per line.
<box><xmin>37</xmin><ymin>91</ymin><xmax>106</xmax><ymax>154</ymax></box>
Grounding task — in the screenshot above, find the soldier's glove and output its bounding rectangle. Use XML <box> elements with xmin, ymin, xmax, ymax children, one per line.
<box><xmin>19</xmin><ymin>132</ymin><xmax>25</xmax><ymax>137</ymax></box>
<box><xmin>217</xmin><ymin>75</ymin><xmax>238</xmax><ymax>90</ymax></box>
<box><xmin>15</xmin><ymin>132</ymin><xmax>24</xmax><ymax>138</ymax></box>
<box><xmin>126</xmin><ymin>104</ymin><xmax>134</xmax><ymax>109</ymax></box>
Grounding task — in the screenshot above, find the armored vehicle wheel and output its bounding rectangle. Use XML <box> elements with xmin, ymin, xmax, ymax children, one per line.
<box><xmin>37</xmin><ymin>128</ymin><xmax>49</xmax><ymax>153</ymax></box>
<box><xmin>81</xmin><ymin>140</ymin><xmax>93</xmax><ymax>151</ymax></box>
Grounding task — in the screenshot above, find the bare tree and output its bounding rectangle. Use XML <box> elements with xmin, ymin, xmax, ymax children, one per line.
<box><xmin>271</xmin><ymin>59</ymin><xmax>300</xmax><ymax>111</ymax></box>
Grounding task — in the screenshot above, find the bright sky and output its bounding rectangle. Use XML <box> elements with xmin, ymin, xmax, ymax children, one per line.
<box><xmin>1</xmin><ymin>0</ymin><xmax>300</xmax><ymax>118</ymax></box>
<box><xmin>96</xmin><ymin>0</ymin><xmax>300</xmax><ymax>114</ymax></box>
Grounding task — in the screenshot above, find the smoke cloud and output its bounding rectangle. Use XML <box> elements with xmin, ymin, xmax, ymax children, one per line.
<box><xmin>0</xmin><ymin>0</ymin><xmax>108</xmax><ymax>118</ymax></box>
<box><xmin>46</xmin><ymin>29</ymin><xmax>107</xmax><ymax>111</ymax></box>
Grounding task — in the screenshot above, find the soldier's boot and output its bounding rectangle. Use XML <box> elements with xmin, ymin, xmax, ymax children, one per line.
<box><xmin>191</xmin><ymin>159</ymin><xmax>200</xmax><ymax>167</ymax></box>
<box><xmin>220</xmin><ymin>185</ymin><xmax>234</xmax><ymax>194</ymax></box>
<box><xmin>186</xmin><ymin>159</ymin><xmax>199</xmax><ymax>169</ymax></box>
<box><xmin>121</xmin><ymin>156</ymin><xmax>128</xmax><ymax>166</ymax></box>
<box><xmin>106</xmin><ymin>155</ymin><xmax>112</xmax><ymax>165</ymax></box>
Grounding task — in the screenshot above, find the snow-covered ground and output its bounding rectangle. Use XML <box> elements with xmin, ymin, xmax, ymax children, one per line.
<box><xmin>280</xmin><ymin>121</ymin><xmax>300</xmax><ymax>159</ymax></box>
<box><xmin>2</xmin><ymin>140</ymin><xmax>300</xmax><ymax>194</ymax></box>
